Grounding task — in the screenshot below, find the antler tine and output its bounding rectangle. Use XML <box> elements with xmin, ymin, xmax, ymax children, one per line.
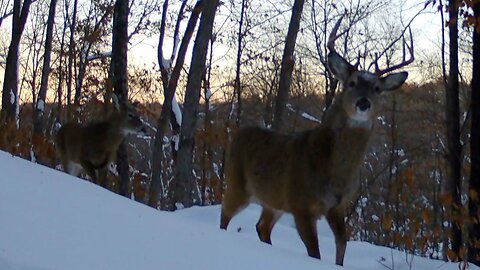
<box><xmin>353</xmin><ymin>51</ymin><xmax>361</xmax><ymax>69</ymax></box>
<box><xmin>375</xmin><ymin>26</ymin><xmax>414</xmax><ymax>76</ymax></box>
<box><xmin>327</xmin><ymin>11</ymin><xmax>346</xmax><ymax>53</ymax></box>
<box><xmin>374</xmin><ymin>52</ymin><xmax>380</xmax><ymax>74</ymax></box>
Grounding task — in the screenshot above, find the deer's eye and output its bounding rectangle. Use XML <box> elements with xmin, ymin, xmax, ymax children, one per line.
<box><xmin>127</xmin><ymin>113</ymin><xmax>134</xmax><ymax>118</ymax></box>
<box><xmin>374</xmin><ymin>86</ymin><xmax>381</xmax><ymax>93</ymax></box>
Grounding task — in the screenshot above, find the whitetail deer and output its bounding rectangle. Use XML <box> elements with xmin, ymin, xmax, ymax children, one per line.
<box><xmin>54</xmin><ymin>97</ymin><xmax>146</xmax><ymax>187</ymax></box>
<box><xmin>220</xmin><ymin>15</ymin><xmax>413</xmax><ymax>266</ymax></box>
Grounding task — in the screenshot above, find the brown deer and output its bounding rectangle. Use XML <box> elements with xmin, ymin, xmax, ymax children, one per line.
<box><xmin>54</xmin><ymin>97</ymin><xmax>146</xmax><ymax>187</ymax></box>
<box><xmin>220</xmin><ymin>15</ymin><xmax>413</xmax><ymax>266</ymax></box>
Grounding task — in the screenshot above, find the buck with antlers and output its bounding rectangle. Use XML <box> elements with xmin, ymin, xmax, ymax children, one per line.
<box><xmin>220</xmin><ymin>15</ymin><xmax>413</xmax><ymax>266</ymax></box>
<box><xmin>54</xmin><ymin>95</ymin><xmax>146</xmax><ymax>187</ymax></box>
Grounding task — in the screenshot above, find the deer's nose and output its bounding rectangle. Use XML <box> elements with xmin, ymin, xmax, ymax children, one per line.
<box><xmin>356</xmin><ymin>98</ymin><xmax>371</xmax><ymax>112</ymax></box>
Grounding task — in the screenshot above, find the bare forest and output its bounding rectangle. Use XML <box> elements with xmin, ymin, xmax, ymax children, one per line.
<box><xmin>1</xmin><ymin>0</ymin><xmax>480</xmax><ymax>266</ymax></box>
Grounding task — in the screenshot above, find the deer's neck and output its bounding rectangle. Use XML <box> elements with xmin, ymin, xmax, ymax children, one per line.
<box><xmin>320</xmin><ymin>97</ymin><xmax>374</xmax><ymax>207</ymax></box>
<box><xmin>99</xmin><ymin>118</ymin><xmax>127</xmax><ymax>148</ymax></box>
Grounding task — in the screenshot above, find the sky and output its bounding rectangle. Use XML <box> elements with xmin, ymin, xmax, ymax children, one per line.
<box><xmin>0</xmin><ymin>0</ymin><xmax>469</xmax><ymax>105</ymax></box>
<box><xmin>129</xmin><ymin>0</ymin><xmax>446</xmax><ymax>68</ymax></box>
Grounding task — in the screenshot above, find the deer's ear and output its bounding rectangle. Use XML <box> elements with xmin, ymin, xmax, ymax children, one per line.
<box><xmin>327</xmin><ymin>51</ymin><xmax>355</xmax><ymax>82</ymax></box>
<box><xmin>380</xmin><ymin>71</ymin><xmax>408</xmax><ymax>92</ymax></box>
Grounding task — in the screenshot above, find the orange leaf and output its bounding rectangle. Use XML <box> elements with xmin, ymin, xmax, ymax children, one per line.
<box><xmin>404</xmin><ymin>166</ymin><xmax>414</xmax><ymax>186</ymax></box>
<box><xmin>422</xmin><ymin>210</ymin><xmax>432</xmax><ymax>224</ymax></box>
<box><xmin>446</xmin><ymin>249</ymin><xmax>458</xmax><ymax>261</ymax></box>
<box><xmin>439</xmin><ymin>192</ymin><xmax>453</xmax><ymax>205</ymax></box>
<box><xmin>382</xmin><ymin>215</ymin><xmax>393</xmax><ymax>230</ymax></box>
<box><xmin>469</xmin><ymin>189</ymin><xmax>479</xmax><ymax>202</ymax></box>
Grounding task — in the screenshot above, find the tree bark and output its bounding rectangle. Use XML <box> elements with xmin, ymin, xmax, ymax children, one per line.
<box><xmin>149</xmin><ymin>0</ymin><xmax>204</xmax><ymax>209</ymax></box>
<box><xmin>1</xmin><ymin>0</ymin><xmax>33</xmax><ymax>124</ymax></box>
<box><xmin>55</xmin><ymin>14</ymin><xmax>68</xmax><ymax>122</ymax></box>
<box><xmin>172</xmin><ymin>0</ymin><xmax>218</xmax><ymax>210</ymax></box>
<box><xmin>271</xmin><ymin>0</ymin><xmax>305</xmax><ymax>131</ymax></box>
<box><xmin>111</xmin><ymin>0</ymin><xmax>130</xmax><ymax>197</ymax></box>
<box><xmin>33</xmin><ymin>0</ymin><xmax>58</xmax><ymax>136</ymax></box>
<box><xmin>66</xmin><ymin>0</ymin><xmax>78</xmax><ymax>109</ymax></box>
<box><xmin>233</xmin><ymin>0</ymin><xmax>247</xmax><ymax>126</ymax></box>
<box><xmin>468</xmin><ymin>2</ymin><xmax>480</xmax><ymax>265</ymax></box>
<box><xmin>445</xmin><ymin>0</ymin><xmax>462</xmax><ymax>260</ymax></box>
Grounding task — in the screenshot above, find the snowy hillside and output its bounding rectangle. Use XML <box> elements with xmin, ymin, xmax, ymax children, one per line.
<box><xmin>0</xmin><ymin>150</ymin><xmax>475</xmax><ymax>270</ymax></box>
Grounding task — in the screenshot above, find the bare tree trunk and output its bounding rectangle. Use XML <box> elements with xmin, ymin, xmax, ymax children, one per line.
<box><xmin>55</xmin><ymin>12</ymin><xmax>69</xmax><ymax>122</ymax></box>
<box><xmin>439</xmin><ymin>0</ymin><xmax>447</xmax><ymax>86</ymax></box>
<box><xmin>468</xmin><ymin>2</ymin><xmax>480</xmax><ymax>266</ymax></box>
<box><xmin>1</xmin><ymin>0</ymin><xmax>33</xmax><ymax>124</ymax></box>
<box><xmin>445</xmin><ymin>0</ymin><xmax>462</xmax><ymax>260</ymax></box>
<box><xmin>33</xmin><ymin>0</ymin><xmax>58</xmax><ymax>136</ymax></box>
<box><xmin>172</xmin><ymin>0</ymin><xmax>218</xmax><ymax>210</ymax></box>
<box><xmin>200</xmin><ymin>36</ymin><xmax>214</xmax><ymax>205</ymax></box>
<box><xmin>74</xmin><ymin>52</ymin><xmax>88</xmax><ymax>105</ymax></box>
<box><xmin>272</xmin><ymin>0</ymin><xmax>305</xmax><ymax>131</ymax></box>
<box><xmin>66</xmin><ymin>0</ymin><xmax>78</xmax><ymax>110</ymax></box>
<box><xmin>111</xmin><ymin>0</ymin><xmax>130</xmax><ymax>197</ymax></box>
<box><xmin>149</xmin><ymin>0</ymin><xmax>203</xmax><ymax>209</ymax></box>
<box><xmin>233</xmin><ymin>0</ymin><xmax>246</xmax><ymax>126</ymax></box>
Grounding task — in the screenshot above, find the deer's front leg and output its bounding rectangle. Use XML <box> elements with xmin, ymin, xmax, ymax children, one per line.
<box><xmin>326</xmin><ymin>207</ymin><xmax>347</xmax><ymax>266</ymax></box>
<box><xmin>80</xmin><ymin>160</ymin><xmax>98</xmax><ymax>183</ymax></box>
<box><xmin>294</xmin><ymin>212</ymin><xmax>320</xmax><ymax>259</ymax></box>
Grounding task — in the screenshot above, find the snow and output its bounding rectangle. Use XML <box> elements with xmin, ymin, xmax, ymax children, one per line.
<box><xmin>171</xmin><ymin>36</ymin><xmax>180</xmax><ymax>62</ymax></box>
<box><xmin>0</xmin><ymin>150</ymin><xmax>476</xmax><ymax>270</ymax></box>
<box><xmin>173</xmin><ymin>134</ymin><xmax>180</xmax><ymax>151</ymax></box>
<box><xmin>36</xmin><ymin>99</ymin><xmax>45</xmax><ymax>111</ymax></box>
<box><xmin>86</xmin><ymin>52</ymin><xmax>112</xmax><ymax>61</ymax></box>
<box><xmin>172</xmin><ymin>96</ymin><xmax>182</xmax><ymax>126</ymax></box>
<box><xmin>301</xmin><ymin>112</ymin><xmax>321</xmax><ymax>123</ymax></box>
<box><xmin>162</xmin><ymin>57</ymin><xmax>172</xmax><ymax>69</ymax></box>
<box><xmin>286</xmin><ymin>103</ymin><xmax>295</xmax><ymax>112</ymax></box>
<box><xmin>377</xmin><ymin>116</ymin><xmax>386</xmax><ymax>125</ymax></box>
<box><xmin>205</xmin><ymin>88</ymin><xmax>213</xmax><ymax>100</ymax></box>
<box><xmin>9</xmin><ymin>89</ymin><xmax>15</xmax><ymax>104</ymax></box>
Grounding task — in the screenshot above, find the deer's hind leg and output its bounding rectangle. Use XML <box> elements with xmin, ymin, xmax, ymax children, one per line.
<box><xmin>220</xmin><ymin>174</ymin><xmax>249</xmax><ymax>230</ymax></box>
<box><xmin>256</xmin><ymin>207</ymin><xmax>282</xmax><ymax>244</ymax></box>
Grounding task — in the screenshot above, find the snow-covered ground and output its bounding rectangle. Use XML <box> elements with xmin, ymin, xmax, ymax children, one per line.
<box><xmin>0</xmin><ymin>150</ymin><xmax>475</xmax><ymax>270</ymax></box>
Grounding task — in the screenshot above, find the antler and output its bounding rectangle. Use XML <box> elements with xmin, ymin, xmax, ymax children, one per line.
<box><xmin>327</xmin><ymin>11</ymin><xmax>346</xmax><ymax>54</ymax></box>
<box><xmin>371</xmin><ymin>25</ymin><xmax>414</xmax><ymax>76</ymax></box>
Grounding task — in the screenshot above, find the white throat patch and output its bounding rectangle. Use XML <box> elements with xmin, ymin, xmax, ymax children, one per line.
<box><xmin>348</xmin><ymin>117</ymin><xmax>372</xmax><ymax>129</ymax></box>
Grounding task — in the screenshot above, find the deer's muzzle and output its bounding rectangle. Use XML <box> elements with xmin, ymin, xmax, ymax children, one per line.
<box><xmin>355</xmin><ymin>98</ymin><xmax>371</xmax><ymax>112</ymax></box>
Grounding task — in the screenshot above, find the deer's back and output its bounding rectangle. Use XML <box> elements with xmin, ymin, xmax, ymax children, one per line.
<box><xmin>55</xmin><ymin>120</ymin><xmax>124</xmax><ymax>166</ymax></box>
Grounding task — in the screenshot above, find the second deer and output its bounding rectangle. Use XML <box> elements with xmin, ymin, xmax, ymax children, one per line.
<box><xmin>220</xmin><ymin>16</ymin><xmax>412</xmax><ymax>266</ymax></box>
<box><xmin>54</xmin><ymin>97</ymin><xmax>146</xmax><ymax>187</ymax></box>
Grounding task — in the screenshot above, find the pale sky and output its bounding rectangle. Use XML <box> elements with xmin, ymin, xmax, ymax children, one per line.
<box><xmin>0</xmin><ymin>0</ymin><xmax>470</xmax><ymax>105</ymax></box>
